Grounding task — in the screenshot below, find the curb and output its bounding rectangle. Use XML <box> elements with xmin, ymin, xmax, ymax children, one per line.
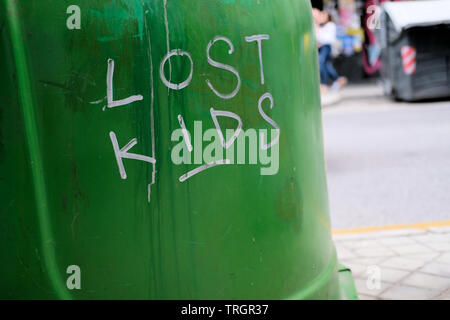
<box><xmin>332</xmin><ymin>220</ymin><xmax>450</xmax><ymax>241</ymax></box>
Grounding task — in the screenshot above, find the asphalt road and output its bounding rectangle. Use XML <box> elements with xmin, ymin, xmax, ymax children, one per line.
<box><xmin>322</xmin><ymin>84</ymin><xmax>450</xmax><ymax>230</ymax></box>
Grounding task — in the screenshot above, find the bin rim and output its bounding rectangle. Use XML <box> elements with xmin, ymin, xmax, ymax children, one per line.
<box><xmin>382</xmin><ymin>0</ymin><xmax>450</xmax><ymax>33</ymax></box>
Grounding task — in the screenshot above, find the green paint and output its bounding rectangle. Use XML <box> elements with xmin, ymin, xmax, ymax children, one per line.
<box><xmin>0</xmin><ymin>0</ymin><xmax>356</xmax><ymax>299</ymax></box>
<box><xmin>3</xmin><ymin>0</ymin><xmax>71</xmax><ymax>299</ymax></box>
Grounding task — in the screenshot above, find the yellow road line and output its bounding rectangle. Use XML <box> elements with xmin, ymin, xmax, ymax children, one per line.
<box><xmin>332</xmin><ymin>220</ymin><xmax>450</xmax><ymax>235</ymax></box>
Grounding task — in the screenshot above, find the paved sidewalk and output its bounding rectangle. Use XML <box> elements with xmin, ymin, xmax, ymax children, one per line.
<box><xmin>334</xmin><ymin>225</ymin><xmax>450</xmax><ymax>300</ymax></box>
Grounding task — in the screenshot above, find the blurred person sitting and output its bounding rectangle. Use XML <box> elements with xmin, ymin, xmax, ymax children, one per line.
<box><xmin>315</xmin><ymin>10</ymin><xmax>347</xmax><ymax>93</ymax></box>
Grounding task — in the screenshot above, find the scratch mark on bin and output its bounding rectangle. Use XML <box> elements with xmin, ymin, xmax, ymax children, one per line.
<box><xmin>163</xmin><ymin>0</ymin><xmax>172</xmax><ymax>95</ymax></box>
<box><xmin>143</xmin><ymin>1</ymin><xmax>156</xmax><ymax>203</ymax></box>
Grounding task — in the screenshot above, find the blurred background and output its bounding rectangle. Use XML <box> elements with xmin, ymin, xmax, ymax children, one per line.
<box><xmin>311</xmin><ymin>0</ymin><xmax>450</xmax><ymax>229</ymax></box>
<box><xmin>312</xmin><ymin>0</ymin><xmax>450</xmax><ymax>299</ymax></box>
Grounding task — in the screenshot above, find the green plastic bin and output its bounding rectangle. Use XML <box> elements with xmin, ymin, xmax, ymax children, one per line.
<box><xmin>0</xmin><ymin>0</ymin><xmax>357</xmax><ymax>299</ymax></box>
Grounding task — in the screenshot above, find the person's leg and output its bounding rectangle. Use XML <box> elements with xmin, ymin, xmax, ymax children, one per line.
<box><xmin>323</xmin><ymin>45</ymin><xmax>339</xmax><ymax>82</ymax></box>
<box><xmin>318</xmin><ymin>46</ymin><xmax>328</xmax><ymax>85</ymax></box>
<box><xmin>326</xmin><ymin>61</ymin><xmax>339</xmax><ymax>82</ymax></box>
<box><xmin>322</xmin><ymin>45</ymin><xmax>347</xmax><ymax>90</ymax></box>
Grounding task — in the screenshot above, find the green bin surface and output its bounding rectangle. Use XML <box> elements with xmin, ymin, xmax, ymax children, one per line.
<box><xmin>0</xmin><ymin>0</ymin><xmax>357</xmax><ymax>299</ymax></box>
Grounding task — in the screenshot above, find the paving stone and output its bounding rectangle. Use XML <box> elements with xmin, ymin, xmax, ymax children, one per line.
<box><xmin>379</xmin><ymin>237</ymin><xmax>417</xmax><ymax>247</ymax></box>
<box><xmin>341</xmin><ymin>261</ymin><xmax>367</xmax><ymax>277</ymax></box>
<box><xmin>380</xmin><ymin>285</ymin><xmax>440</xmax><ymax>300</ymax></box>
<box><xmin>381</xmin><ymin>257</ymin><xmax>426</xmax><ymax>271</ymax></box>
<box><xmin>436</xmin><ymin>253</ymin><xmax>450</xmax><ymax>265</ymax></box>
<box><xmin>336</xmin><ymin>239</ymin><xmax>384</xmax><ymax>250</ymax></box>
<box><xmin>391</xmin><ymin>243</ymin><xmax>433</xmax><ymax>255</ymax></box>
<box><xmin>379</xmin><ymin>267</ymin><xmax>410</xmax><ymax>284</ymax></box>
<box><xmin>353</xmin><ymin>278</ymin><xmax>391</xmax><ymax>297</ymax></box>
<box><xmin>334</xmin><ymin>226</ymin><xmax>450</xmax><ymax>299</ymax></box>
<box><xmin>345</xmin><ymin>257</ymin><xmax>387</xmax><ymax>264</ymax></box>
<box><xmin>354</xmin><ymin>247</ymin><xmax>396</xmax><ymax>258</ymax></box>
<box><xmin>428</xmin><ymin>226</ymin><xmax>450</xmax><ymax>234</ymax></box>
<box><xmin>412</xmin><ymin>234</ymin><xmax>450</xmax><ymax>243</ymax></box>
<box><xmin>435</xmin><ymin>289</ymin><xmax>450</xmax><ymax>300</ymax></box>
<box><xmin>420</xmin><ymin>261</ymin><xmax>450</xmax><ymax>278</ymax></box>
<box><xmin>336</xmin><ymin>246</ymin><xmax>356</xmax><ymax>260</ymax></box>
<box><xmin>340</xmin><ymin>257</ymin><xmax>388</xmax><ymax>274</ymax></box>
<box><xmin>423</xmin><ymin>242</ymin><xmax>450</xmax><ymax>252</ymax></box>
<box><xmin>402</xmin><ymin>252</ymin><xmax>440</xmax><ymax>262</ymax></box>
<box><xmin>402</xmin><ymin>272</ymin><xmax>450</xmax><ymax>291</ymax></box>
<box><xmin>358</xmin><ymin>294</ymin><xmax>378</xmax><ymax>300</ymax></box>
